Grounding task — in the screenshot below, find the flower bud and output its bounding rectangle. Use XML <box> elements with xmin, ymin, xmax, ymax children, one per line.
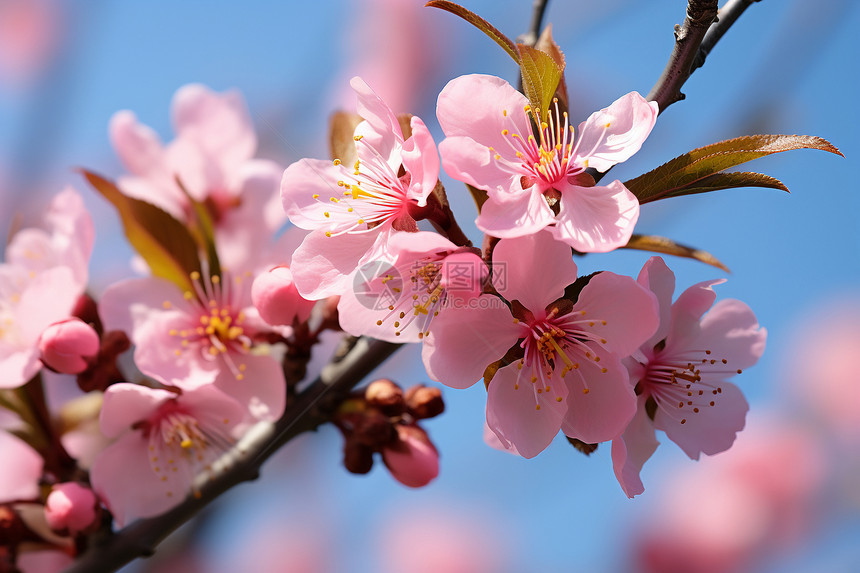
<box><xmin>382</xmin><ymin>425</ymin><xmax>439</xmax><ymax>488</ymax></box>
<box><xmin>365</xmin><ymin>379</ymin><xmax>405</xmax><ymax>416</ymax></box>
<box><xmin>44</xmin><ymin>482</ymin><xmax>99</xmax><ymax>534</ymax></box>
<box><xmin>251</xmin><ymin>266</ymin><xmax>315</xmax><ymax>326</ymax></box>
<box><xmin>343</xmin><ymin>439</ymin><xmax>374</xmax><ymax>475</ymax></box>
<box><xmin>39</xmin><ymin>318</ymin><xmax>99</xmax><ymax>374</ymax></box>
<box><xmin>405</xmin><ymin>384</ymin><xmax>445</xmax><ymax>419</ymax></box>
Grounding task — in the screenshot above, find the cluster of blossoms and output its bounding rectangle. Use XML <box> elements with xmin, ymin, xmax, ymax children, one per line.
<box><xmin>0</xmin><ymin>25</ymin><xmax>780</xmax><ymax>570</ymax></box>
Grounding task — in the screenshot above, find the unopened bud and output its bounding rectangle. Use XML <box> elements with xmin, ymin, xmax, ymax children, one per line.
<box><xmin>251</xmin><ymin>266</ymin><xmax>315</xmax><ymax>326</ymax></box>
<box><xmin>39</xmin><ymin>318</ymin><xmax>99</xmax><ymax>374</ymax></box>
<box><xmin>382</xmin><ymin>425</ymin><xmax>439</xmax><ymax>488</ymax></box>
<box><xmin>343</xmin><ymin>439</ymin><xmax>374</xmax><ymax>475</ymax></box>
<box><xmin>353</xmin><ymin>410</ymin><xmax>396</xmax><ymax>447</ymax></box>
<box><xmin>405</xmin><ymin>385</ymin><xmax>445</xmax><ymax>419</ymax></box>
<box><xmin>365</xmin><ymin>379</ymin><xmax>405</xmax><ymax>416</ymax></box>
<box><xmin>44</xmin><ymin>482</ymin><xmax>100</xmax><ymax>534</ymax></box>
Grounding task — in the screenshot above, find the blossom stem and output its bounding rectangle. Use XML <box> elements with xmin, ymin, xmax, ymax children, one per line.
<box><xmin>691</xmin><ymin>0</ymin><xmax>762</xmax><ymax>73</ymax></box>
<box><xmin>518</xmin><ymin>0</ymin><xmax>551</xmax><ymax>47</ymax></box>
<box><xmin>63</xmin><ymin>337</ymin><xmax>401</xmax><ymax>573</ymax></box>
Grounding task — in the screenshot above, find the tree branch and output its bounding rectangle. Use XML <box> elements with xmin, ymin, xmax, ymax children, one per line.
<box><xmin>63</xmin><ymin>338</ymin><xmax>401</xmax><ymax>573</ymax></box>
<box><xmin>518</xmin><ymin>0</ymin><xmax>551</xmax><ymax>47</ymax></box>
<box><xmin>691</xmin><ymin>0</ymin><xmax>761</xmax><ymax>73</ymax></box>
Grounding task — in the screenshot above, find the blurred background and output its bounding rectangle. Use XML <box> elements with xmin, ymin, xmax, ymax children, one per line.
<box><xmin>1</xmin><ymin>0</ymin><xmax>858</xmax><ymax>571</ymax></box>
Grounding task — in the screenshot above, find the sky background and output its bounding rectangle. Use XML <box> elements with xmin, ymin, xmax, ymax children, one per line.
<box><xmin>1</xmin><ymin>0</ymin><xmax>859</xmax><ymax>571</ymax></box>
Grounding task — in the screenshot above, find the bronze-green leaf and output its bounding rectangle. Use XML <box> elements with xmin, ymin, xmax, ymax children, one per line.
<box><xmin>623</xmin><ymin>234</ymin><xmax>729</xmax><ymax>272</ymax></box>
<box><xmin>653</xmin><ymin>171</ymin><xmax>789</xmax><ymax>201</ymax></box>
<box><xmin>517</xmin><ymin>43</ymin><xmax>563</xmax><ymax>123</ymax></box>
<box><xmin>534</xmin><ymin>24</ymin><xmax>568</xmax><ymax>112</ymax></box>
<box><xmin>625</xmin><ymin>135</ymin><xmax>842</xmax><ymax>203</ymax></box>
<box><xmin>81</xmin><ymin>170</ymin><xmax>201</xmax><ymax>291</ymax></box>
<box><xmin>425</xmin><ymin>1</ymin><xmax>519</xmax><ymax>63</ymax></box>
<box><xmin>176</xmin><ymin>176</ymin><xmax>221</xmax><ymax>279</ymax></box>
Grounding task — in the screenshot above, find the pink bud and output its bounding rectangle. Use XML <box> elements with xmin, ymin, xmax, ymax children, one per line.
<box><xmin>251</xmin><ymin>266</ymin><xmax>315</xmax><ymax>326</ymax></box>
<box><xmin>382</xmin><ymin>425</ymin><xmax>439</xmax><ymax>488</ymax></box>
<box><xmin>44</xmin><ymin>482</ymin><xmax>99</xmax><ymax>534</ymax></box>
<box><xmin>39</xmin><ymin>318</ymin><xmax>99</xmax><ymax>374</ymax></box>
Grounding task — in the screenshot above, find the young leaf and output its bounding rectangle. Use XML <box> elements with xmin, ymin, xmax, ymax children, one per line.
<box><xmin>645</xmin><ymin>171</ymin><xmax>789</xmax><ymax>202</ymax></box>
<box><xmin>625</xmin><ymin>134</ymin><xmax>842</xmax><ymax>203</ymax></box>
<box><xmin>81</xmin><ymin>170</ymin><xmax>201</xmax><ymax>291</ymax></box>
<box><xmin>517</xmin><ymin>43</ymin><xmax>563</xmax><ymax>123</ymax></box>
<box><xmin>534</xmin><ymin>24</ymin><xmax>568</xmax><ymax>112</ymax></box>
<box><xmin>175</xmin><ymin>177</ymin><xmax>221</xmax><ymax>279</ymax></box>
<box><xmin>623</xmin><ymin>234</ymin><xmax>729</xmax><ymax>272</ymax></box>
<box><xmin>425</xmin><ymin>1</ymin><xmax>520</xmax><ymax>64</ymax></box>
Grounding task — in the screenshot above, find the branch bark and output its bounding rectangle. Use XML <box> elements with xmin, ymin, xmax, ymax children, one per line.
<box><xmin>63</xmin><ymin>338</ymin><xmax>400</xmax><ymax>573</ymax></box>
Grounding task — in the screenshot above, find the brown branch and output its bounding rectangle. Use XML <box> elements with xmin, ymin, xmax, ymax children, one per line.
<box><xmin>63</xmin><ymin>338</ymin><xmax>401</xmax><ymax>573</ymax></box>
<box><xmin>517</xmin><ymin>0</ymin><xmax>551</xmax><ymax>47</ymax></box>
<box><xmin>692</xmin><ymin>0</ymin><xmax>762</xmax><ymax>73</ymax></box>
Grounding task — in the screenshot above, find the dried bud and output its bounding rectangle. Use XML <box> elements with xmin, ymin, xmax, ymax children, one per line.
<box><xmin>353</xmin><ymin>410</ymin><xmax>396</xmax><ymax>447</ymax></box>
<box><xmin>365</xmin><ymin>379</ymin><xmax>405</xmax><ymax>416</ymax></box>
<box><xmin>405</xmin><ymin>385</ymin><xmax>445</xmax><ymax>419</ymax></box>
<box><xmin>343</xmin><ymin>439</ymin><xmax>374</xmax><ymax>475</ymax></box>
<box><xmin>38</xmin><ymin>318</ymin><xmax>99</xmax><ymax>374</ymax></box>
<box><xmin>382</xmin><ymin>425</ymin><xmax>439</xmax><ymax>488</ymax></box>
<box><xmin>251</xmin><ymin>266</ymin><xmax>315</xmax><ymax>326</ymax></box>
<box><xmin>44</xmin><ymin>483</ymin><xmax>100</xmax><ymax>534</ymax></box>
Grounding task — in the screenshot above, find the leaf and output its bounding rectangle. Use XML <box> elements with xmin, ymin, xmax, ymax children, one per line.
<box><xmin>517</xmin><ymin>44</ymin><xmax>563</xmax><ymax>123</ymax></box>
<box><xmin>81</xmin><ymin>170</ymin><xmax>201</xmax><ymax>291</ymax></box>
<box><xmin>534</xmin><ymin>24</ymin><xmax>568</xmax><ymax>112</ymax></box>
<box><xmin>652</xmin><ymin>171</ymin><xmax>789</xmax><ymax>200</ymax></box>
<box><xmin>625</xmin><ymin>135</ymin><xmax>843</xmax><ymax>203</ymax></box>
<box><xmin>623</xmin><ymin>234</ymin><xmax>729</xmax><ymax>272</ymax></box>
<box><xmin>425</xmin><ymin>1</ymin><xmax>519</xmax><ymax>63</ymax></box>
<box><xmin>566</xmin><ymin>436</ymin><xmax>599</xmax><ymax>456</ymax></box>
<box><xmin>175</xmin><ymin>177</ymin><xmax>221</xmax><ymax>279</ymax></box>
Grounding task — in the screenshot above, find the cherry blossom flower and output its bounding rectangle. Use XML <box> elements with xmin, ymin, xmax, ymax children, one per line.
<box><xmin>44</xmin><ymin>482</ymin><xmax>99</xmax><ymax>534</ymax></box>
<box><xmin>337</xmin><ymin>231</ymin><xmax>486</xmax><ymax>342</ymax></box>
<box><xmin>99</xmin><ymin>271</ymin><xmax>285</xmax><ymax>421</ymax></box>
<box><xmin>0</xmin><ymin>189</ymin><xmax>93</xmax><ymax>388</ymax></box>
<box><xmin>38</xmin><ymin>318</ymin><xmax>100</xmax><ymax>374</ymax></box>
<box><xmin>281</xmin><ymin>76</ymin><xmax>440</xmax><ymax>299</ymax></box>
<box><xmin>424</xmin><ymin>231</ymin><xmax>658</xmax><ymax>457</ymax></box>
<box><xmin>110</xmin><ymin>84</ymin><xmax>286</xmax><ymax>272</ymax></box>
<box><xmin>612</xmin><ymin>257</ymin><xmax>766</xmax><ymax>497</ymax></box>
<box><xmin>0</xmin><ymin>430</ymin><xmax>43</xmax><ymax>503</ymax></box>
<box><xmin>437</xmin><ymin>74</ymin><xmax>657</xmax><ymax>252</ymax></box>
<box><xmin>90</xmin><ymin>383</ymin><xmax>245</xmax><ymax>527</ymax></box>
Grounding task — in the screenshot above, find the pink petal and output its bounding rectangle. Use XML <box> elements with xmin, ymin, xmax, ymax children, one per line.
<box><xmin>491</xmin><ymin>231</ymin><xmax>577</xmax><ymax>312</ymax></box>
<box><xmin>694</xmin><ymin>299</ymin><xmax>767</xmax><ymax>380</ymax></box>
<box><xmin>422</xmin><ymin>302</ymin><xmax>521</xmax><ymax>389</ymax></box>
<box><xmin>654</xmin><ymin>380</ymin><xmax>748</xmax><ymax>460</ymax></box>
<box><xmin>551</xmin><ymin>180</ymin><xmax>640</xmax><ymax>253</ymax></box>
<box><xmin>213</xmin><ymin>354</ymin><xmax>286</xmax><ymax>422</ymax></box>
<box><xmin>109</xmin><ymin>110</ymin><xmax>166</xmax><ymax>177</ymax></box>
<box><xmin>234</xmin><ymin>158</ymin><xmax>288</xmax><ymax>232</ymax></box>
<box><xmin>164</xmin><ymin>136</ymin><xmax>221</xmax><ymax>203</ymax></box>
<box><xmin>574</xmin><ymin>92</ymin><xmax>658</xmax><ymax>172</ymax></box>
<box><xmin>560</xmin><ymin>350</ymin><xmax>637</xmax><ymax>444</ymax></box>
<box><xmin>611</xmin><ymin>395</ymin><xmax>660</xmax><ymax>498</ymax></box>
<box><xmin>637</xmin><ymin>256</ymin><xmax>676</xmax><ymax>348</ymax></box>
<box><xmin>99</xmin><ymin>384</ymin><xmax>175</xmax><ymax>439</ymax></box>
<box><xmin>400</xmin><ymin>116</ymin><xmax>439</xmax><ymax>207</ymax></box>
<box><xmin>280</xmin><ymin>158</ymin><xmax>349</xmax><ymax>230</ymax></box>
<box><xmin>89</xmin><ymin>432</ymin><xmax>182</xmax><ymax>528</ymax></box>
<box><xmin>475</xmin><ymin>188</ymin><xmax>555</xmax><ymax>239</ymax></box>
<box><xmin>572</xmin><ymin>270</ymin><xmax>659</xmax><ymax>357</ymax></box>
<box><xmin>181</xmin><ymin>384</ymin><xmax>246</xmax><ymax>432</ymax></box>
<box><xmin>486</xmin><ymin>364</ymin><xmax>567</xmax><ymax>459</ymax></box>
<box><xmin>170</xmin><ymin>84</ymin><xmax>256</xmax><ymax>170</ymax></box>
<box><xmin>0</xmin><ymin>431</ymin><xmax>43</xmax><ymax>503</ymax></box>
<box><xmin>438</xmin><ymin>136</ymin><xmax>522</xmax><ymax>195</ymax></box>
<box><xmin>350</xmin><ymin>76</ymin><xmax>403</xmax><ymax>160</ymax></box>
<box><xmin>289</xmin><ymin>229</ymin><xmax>383</xmax><ymax>299</ymax></box>
<box><xmin>667</xmin><ymin>279</ymin><xmax>725</xmax><ymax>345</ymax></box>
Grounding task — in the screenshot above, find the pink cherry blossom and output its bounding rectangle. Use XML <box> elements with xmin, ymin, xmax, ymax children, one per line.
<box><xmin>281</xmin><ymin>76</ymin><xmax>440</xmax><ymax>299</ymax></box>
<box><xmin>424</xmin><ymin>231</ymin><xmax>658</xmax><ymax>458</ymax></box>
<box><xmin>337</xmin><ymin>231</ymin><xmax>486</xmax><ymax>343</ymax></box>
<box><xmin>0</xmin><ymin>430</ymin><xmax>43</xmax><ymax>503</ymax></box>
<box><xmin>612</xmin><ymin>257</ymin><xmax>766</xmax><ymax>497</ymax></box>
<box><xmin>44</xmin><ymin>482</ymin><xmax>99</xmax><ymax>533</ymax></box>
<box><xmin>110</xmin><ymin>84</ymin><xmax>286</xmax><ymax>272</ymax></box>
<box><xmin>382</xmin><ymin>425</ymin><xmax>439</xmax><ymax>488</ymax></box>
<box><xmin>99</xmin><ymin>271</ymin><xmax>285</xmax><ymax>422</ymax></box>
<box><xmin>38</xmin><ymin>317</ymin><xmax>99</xmax><ymax>374</ymax></box>
<box><xmin>250</xmin><ymin>265</ymin><xmax>315</xmax><ymax>327</ymax></box>
<box><xmin>437</xmin><ymin>74</ymin><xmax>657</xmax><ymax>252</ymax></box>
<box><xmin>90</xmin><ymin>383</ymin><xmax>245</xmax><ymax>527</ymax></box>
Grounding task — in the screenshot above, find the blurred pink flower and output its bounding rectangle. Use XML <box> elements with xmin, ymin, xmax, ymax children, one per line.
<box><xmin>110</xmin><ymin>84</ymin><xmax>286</xmax><ymax>272</ymax></box>
<box><xmin>38</xmin><ymin>317</ymin><xmax>100</xmax><ymax>374</ymax></box>
<box><xmin>612</xmin><ymin>257</ymin><xmax>766</xmax><ymax>497</ymax></box>
<box><xmin>281</xmin><ymin>76</ymin><xmax>439</xmax><ymax>299</ymax></box>
<box><xmin>437</xmin><ymin>74</ymin><xmax>657</xmax><ymax>252</ymax></box>
<box><xmin>0</xmin><ymin>0</ymin><xmax>61</xmax><ymax>88</ymax></box>
<box><xmin>250</xmin><ymin>265</ymin><xmax>315</xmax><ymax>327</ymax></box>
<box><xmin>90</xmin><ymin>383</ymin><xmax>245</xmax><ymax>527</ymax></box>
<box><xmin>425</xmin><ymin>231</ymin><xmax>658</xmax><ymax>457</ymax></box>
<box><xmin>0</xmin><ymin>430</ymin><xmax>43</xmax><ymax>503</ymax></box>
<box><xmin>99</xmin><ymin>272</ymin><xmax>286</xmax><ymax>422</ymax></box>
<box><xmin>382</xmin><ymin>425</ymin><xmax>439</xmax><ymax>488</ymax></box>
<box><xmin>44</xmin><ymin>482</ymin><xmax>99</xmax><ymax>534</ymax></box>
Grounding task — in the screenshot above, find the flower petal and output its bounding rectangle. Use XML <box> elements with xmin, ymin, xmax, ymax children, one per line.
<box><xmin>99</xmin><ymin>383</ymin><xmax>175</xmax><ymax>439</ymax></box>
<box><xmin>574</xmin><ymin>92</ymin><xmax>658</xmax><ymax>172</ymax></box>
<box><xmin>551</xmin><ymin>180</ymin><xmax>639</xmax><ymax>253</ymax></box>
<box><xmin>213</xmin><ymin>354</ymin><xmax>285</xmax><ymax>422</ymax></box>
<box><xmin>400</xmin><ymin>116</ymin><xmax>439</xmax><ymax>207</ymax></box>
<box><xmin>351</xmin><ymin>76</ymin><xmax>403</xmax><ymax>160</ymax></box>
<box><xmin>109</xmin><ymin>110</ymin><xmax>166</xmax><ymax>177</ymax></box>
<box><xmin>0</xmin><ymin>431</ymin><xmax>43</xmax><ymax>503</ymax></box>
<box><xmin>611</xmin><ymin>395</ymin><xmax>660</xmax><ymax>498</ymax></box>
<box><xmin>289</xmin><ymin>229</ymin><xmax>383</xmax><ymax>300</ymax></box>
<box><xmin>476</xmin><ymin>189</ymin><xmax>555</xmax><ymax>239</ymax></box>
<box><xmin>280</xmin><ymin>158</ymin><xmax>351</xmax><ymax>231</ymax></box>
<box><xmin>694</xmin><ymin>299</ymin><xmax>767</xmax><ymax>380</ymax></box>
<box><xmin>637</xmin><ymin>256</ymin><xmax>676</xmax><ymax>348</ymax></box>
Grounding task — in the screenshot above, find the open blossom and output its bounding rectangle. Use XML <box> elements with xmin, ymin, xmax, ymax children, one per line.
<box><xmin>110</xmin><ymin>84</ymin><xmax>286</xmax><ymax>272</ymax></box>
<box><xmin>0</xmin><ymin>430</ymin><xmax>43</xmax><ymax>503</ymax></box>
<box><xmin>423</xmin><ymin>231</ymin><xmax>658</xmax><ymax>457</ymax></box>
<box><xmin>0</xmin><ymin>188</ymin><xmax>93</xmax><ymax>388</ymax></box>
<box><xmin>281</xmin><ymin>76</ymin><xmax>440</xmax><ymax>299</ymax></box>
<box><xmin>99</xmin><ymin>271</ymin><xmax>285</xmax><ymax>422</ymax></box>
<box><xmin>612</xmin><ymin>257</ymin><xmax>766</xmax><ymax>498</ymax></box>
<box><xmin>90</xmin><ymin>383</ymin><xmax>244</xmax><ymax>527</ymax></box>
<box><xmin>337</xmin><ymin>231</ymin><xmax>486</xmax><ymax>343</ymax></box>
<box><xmin>437</xmin><ymin>74</ymin><xmax>658</xmax><ymax>252</ymax></box>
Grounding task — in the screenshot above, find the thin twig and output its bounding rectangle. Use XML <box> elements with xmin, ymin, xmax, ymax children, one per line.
<box><xmin>518</xmin><ymin>0</ymin><xmax>551</xmax><ymax>47</ymax></box>
<box><xmin>63</xmin><ymin>338</ymin><xmax>400</xmax><ymax>573</ymax></box>
<box><xmin>691</xmin><ymin>0</ymin><xmax>761</xmax><ymax>72</ymax></box>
